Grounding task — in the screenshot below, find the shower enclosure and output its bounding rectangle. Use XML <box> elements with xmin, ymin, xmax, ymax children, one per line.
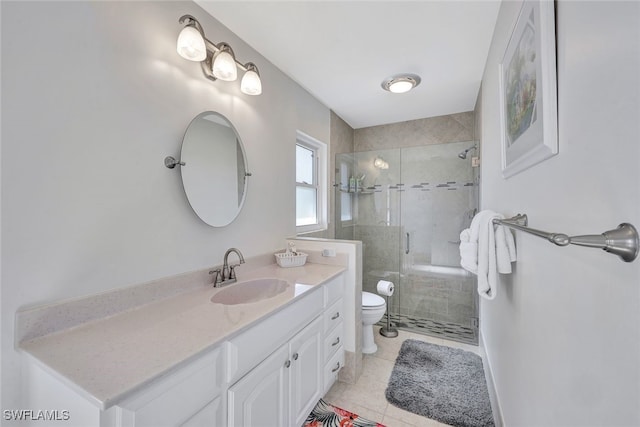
<box><xmin>336</xmin><ymin>141</ymin><xmax>479</xmax><ymax>344</ymax></box>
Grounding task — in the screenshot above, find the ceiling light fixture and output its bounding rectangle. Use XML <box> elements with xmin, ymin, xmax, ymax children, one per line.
<box><xmin>177</xmin><ymin>15</ymin><xmax>262</xmax><ymax>95</ymax></box>
<box><xmin>381</xmin><ymin>74</ymin><xmax>421</xmax><ymax>94</ymax></box>
<box><xmin>374</xmin><ymin>157</ymin><xmax>389</xmax><ymax>169</ymax></box>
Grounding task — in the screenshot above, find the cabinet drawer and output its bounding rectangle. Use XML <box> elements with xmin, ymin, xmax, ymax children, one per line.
<box><xmin>324</xmin><ymin>275</ymin><xmax>344</xmax><ymax>306</ymax></box>
<box><xmin>227</xmin><ymin>286</ymin><xmax>323</xmax><ymax>384</ymax></box>
<box><xmin>323</xmin><ymin>348</ymin><xmax>345</xmax><ymax>395</ymax></box>
<box><xmin>324</xmin><ymin>323</ymin><xmax>343</xmax><ymax>363</ymax></box>
<box><xmin>323</xmin><ymin>298</ymin><xmax>343</xmax><ymax>334</ymax></box>
<box><xmin>118</xmin><ymin>347</ymin><xmax>223</xmax><ymax>427</ymax></box>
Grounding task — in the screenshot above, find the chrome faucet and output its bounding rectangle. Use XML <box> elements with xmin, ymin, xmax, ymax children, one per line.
<box><xmin>210</xmin><ymin>248</ymin><xmax>245</xmax><ymax>287</ymax></box>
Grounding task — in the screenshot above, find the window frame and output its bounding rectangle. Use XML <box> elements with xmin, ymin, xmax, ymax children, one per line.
<box><xmin>295</xmin><ymin>131</ymin><xmax>327</xmax><ymax>234</ymax></box>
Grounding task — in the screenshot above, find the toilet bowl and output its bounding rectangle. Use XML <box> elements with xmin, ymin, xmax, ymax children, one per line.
<box><xmin>362</xmin><ymin>291</ymin><xmax>386</xmax><ymax>354</ymax></box>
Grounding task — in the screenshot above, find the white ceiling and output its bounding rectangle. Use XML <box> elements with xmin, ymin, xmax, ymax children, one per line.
<box><xmin>196</xmin><ymin>1</ymin><xmax>501</xmax><ymax>129</ymax></box>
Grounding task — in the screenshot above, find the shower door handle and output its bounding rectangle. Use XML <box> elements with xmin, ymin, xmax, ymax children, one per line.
<box><xmin>406</xmin><ymin>232</ymin><xmax>410</xmax><ymax>254</ymax></box>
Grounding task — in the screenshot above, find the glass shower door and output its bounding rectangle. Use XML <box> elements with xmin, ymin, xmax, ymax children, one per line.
<box><xmin>335</xmin><ymin>149</ymin><xmax>402</xmax><ymax>297</ymax></box>
<box><xmin>397</xmin><ymin>142</ymin><xmax>478</xmax><ymax>343</ymax></box>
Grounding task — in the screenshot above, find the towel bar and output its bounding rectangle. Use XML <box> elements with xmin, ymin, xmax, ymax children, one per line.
<box><xmin>493</xmin><ymin>214</ymin><xmax>639</xmax><ymax>263</ymax></box>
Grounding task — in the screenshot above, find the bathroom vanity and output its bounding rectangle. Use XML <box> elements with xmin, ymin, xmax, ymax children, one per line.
<box><xmin>17</xmin><ymin>262</ymin><xmax>345</xmax><ymax>427</ymax></box>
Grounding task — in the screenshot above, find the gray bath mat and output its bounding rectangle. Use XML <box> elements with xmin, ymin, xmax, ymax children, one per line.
<box><xmin>385</xmin><ymin>340</ymin><xmax>494</xmax><ymax>427</ymax></box>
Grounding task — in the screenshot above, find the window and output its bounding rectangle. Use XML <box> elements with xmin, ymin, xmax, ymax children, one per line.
<box><xmin>296</xmin><ymin>131</ymin><xmax>327</xmax><ymax>234</ymax></box>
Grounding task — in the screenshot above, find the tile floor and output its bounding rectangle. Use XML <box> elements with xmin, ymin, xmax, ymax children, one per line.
<box><xmin>323</xmin><ymin>326</ymin><xmax>482</xmax><ymax>427</ymax></box>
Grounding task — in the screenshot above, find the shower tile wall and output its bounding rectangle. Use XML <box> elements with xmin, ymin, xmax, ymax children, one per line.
<box><xmin>399</xmin><ymin>271</ymin><xmax>477</xmax><ymax>327</ymax></box>
<box><xmin>354</xmin><ymin>112</ymin><xmax>473</xmax><ymax>152</ymax></box>
<box><xmin>357</xmin><ymin>224</ymin><xmax>402</xmax><ymax>294</ymax></box>
<box><xmin>400</xmin><ymin>143</ymin><xmax>476</xmax><ymax>266</ymax></box>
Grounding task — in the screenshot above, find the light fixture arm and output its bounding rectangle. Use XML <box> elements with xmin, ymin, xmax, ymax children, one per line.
<box><xmin>243</xmin><ymin>62</ymin><xmax>260</xmax><ymax>75</ymax></box>
<box><xmin>179</xmin><ymin>14</ymin><xmax>204</xmax><ymax>36</ymax></box>
<box><xmin>200</xmin><ymin>52</ymin><xmax>216</xmax><ymax>82</ymax></box>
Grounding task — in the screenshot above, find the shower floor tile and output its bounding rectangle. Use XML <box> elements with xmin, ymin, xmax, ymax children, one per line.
<box><xmin>377</xmin><ymin>313</ymin><xmax>478</xmax><ymax>345</ymax></box>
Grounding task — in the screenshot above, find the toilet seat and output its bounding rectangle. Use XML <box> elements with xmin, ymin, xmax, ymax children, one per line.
<box><xmin>362</xmin><ymin>291</ymin><xmax>385</xmax><ymax>309</ymax></box>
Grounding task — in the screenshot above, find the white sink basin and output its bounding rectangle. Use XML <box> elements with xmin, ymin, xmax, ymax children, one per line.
<box><xmin>210</xmin><ymin>278</ymin><xmax>289</xmax><ymax>305</ymax></box>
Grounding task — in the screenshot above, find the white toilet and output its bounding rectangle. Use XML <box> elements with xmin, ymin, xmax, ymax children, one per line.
<box><xmin>362</xmin><ymin>291</ymin><xmax>387</xmax><ymax>354</ymax></box>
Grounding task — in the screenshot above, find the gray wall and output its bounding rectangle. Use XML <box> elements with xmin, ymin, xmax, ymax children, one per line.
<box><xmin>480</xmin><ymin>1</ymin><xmax>640</xmax><ymax>424</ymax></box>
<box><xmin>1</xmin><ymin>1</ymin><xmax>330</xmax><ymax>411</ymax></box>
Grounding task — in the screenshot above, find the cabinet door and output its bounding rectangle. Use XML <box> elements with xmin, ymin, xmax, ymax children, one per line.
<box><xmin>180</xmin><ymin>397</ymin><xmax>223</xmax><ymax>427</ymax></box>
<box><xmin>289</xmin><ymin>317</ymin><xmax>323</xmax><ymax>427</ymax></box>
<box><xmin>227</xmin><ymin>345</ymin><xmax>289</xmax><ymax>427</ymax></box>
<box><xmin>116</xmin><ymin>348</ymin><xmax>223</xmax><ymax>427</ymax></box>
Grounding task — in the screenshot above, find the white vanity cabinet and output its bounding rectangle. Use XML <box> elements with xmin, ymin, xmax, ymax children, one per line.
<box><xmin>115</xmin><ymin>348</ymin><xmax>224</xmax><ymax>427</ymax></box>
<box><xmin>289</xmin><ymin>317</ymin><xmax>324</xmax><ymax>425</ymax></box>
<box><xmin>19</xmin><ymin>270</ymin><xmax>346</xmax><ymax>427</ymax></box>
<box><xmin>226</xmin><ymin>274</ymin><xmax>345</xmax><ymax>427</ymax></box>
<box><xmin>322</xmin><ymin>276</ymin><xmax>345</xmax><ymax>394</ymax></box>
<box><xmin>21</xmin><ymin>345</ymin><xmax>225</xmax><ymax>427</ymax></box>
<box><xmin>227</xmin><ymin>317</ymin><xmax>322</xmax><ymax>427</ymax></box>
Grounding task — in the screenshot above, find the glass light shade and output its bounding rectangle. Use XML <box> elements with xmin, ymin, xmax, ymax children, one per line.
<box><xmin>241</xmin><ymin>69</ymin><xmax>262</xmax><ymax>95</ymax></box>
<box><xmin>176</xmin><ymin>26</ymin><xmax>206</xmax><ymax>61</ymax></box>
<box><xmin>382</xmin><ymin>74</ymin><xmax>421</xmax><ymax>94</ymax></box>
<box><xmin>373</xmin><ymin>158</ymin><xmax>389</xmax><ymax>169</ymax></box>
<box><xmin>212</xmin><ymin>50</ymin><xmax>237</xmax><ymax>81</ymax></box>
<box><xmin>388</xmin><ymin>80</ymin><xmax>414</xmax><ymax>93</ymax></box>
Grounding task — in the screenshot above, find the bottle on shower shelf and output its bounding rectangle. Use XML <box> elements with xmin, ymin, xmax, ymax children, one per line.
<box><xmin>349</xmin><ymin>176</ymin><xmax>356</xmax><ymax>192</ymax></box>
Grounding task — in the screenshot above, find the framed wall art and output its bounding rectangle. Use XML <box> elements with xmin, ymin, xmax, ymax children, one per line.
<box><xmin>499</xmin><ymin>0</ymin><xmax>558</xmax><ymax>178</ymax></box>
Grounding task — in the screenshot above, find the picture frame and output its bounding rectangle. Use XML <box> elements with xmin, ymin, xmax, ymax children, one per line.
<box><xmin>499</xmin><ymin>0</ymin><xmax>558</xmax><ymax>178</ymax></box>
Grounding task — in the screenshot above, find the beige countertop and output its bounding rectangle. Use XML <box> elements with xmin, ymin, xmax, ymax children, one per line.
<box><xmin>18</xmin><ymin>262</ymin><xmax>346</xmax><ymax>410</ymax></box>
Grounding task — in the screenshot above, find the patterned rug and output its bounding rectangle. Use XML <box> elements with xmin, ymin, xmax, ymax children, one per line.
<box><xmin>304</xmin><ymin>399</ymin><xmax>385</xmax><ymax>427</ymax></box>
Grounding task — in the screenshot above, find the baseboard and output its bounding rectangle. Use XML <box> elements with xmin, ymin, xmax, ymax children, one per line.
<box><xmin>479</xmin><ymin>330</ymin><xmax>505</xmax><ymax>427</ymax></box>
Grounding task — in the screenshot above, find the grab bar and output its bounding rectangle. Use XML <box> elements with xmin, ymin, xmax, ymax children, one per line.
<box><xmin>493</xmin><ymin>214</ymin><xmax>639</xmax><ymax>263</ymax></box>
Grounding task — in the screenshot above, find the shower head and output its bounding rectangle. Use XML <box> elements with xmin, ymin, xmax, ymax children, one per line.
<box><xmin>458</xmin><ymin>144</ymin><xmax>478</xmax><ymax>159</ymax></box>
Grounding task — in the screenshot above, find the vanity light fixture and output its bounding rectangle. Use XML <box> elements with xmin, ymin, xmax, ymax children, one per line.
<box><xmin>176</xmin><ymin>23</ymin><xmax>206</xmax><ymax>61</ymax></box>
<box><xmin>211</xmin><ymin>43</ymin><xmax>237</xmax><ymax>81</ymax></box>
<box><xmin>176</xmin><ymin>15</ymin><xmax>262</xmax><ymax>95</ymax></box>
<box><xmin>381</xmin><ymin>74</ymin><xmax>421</xmax><ymax>94</ymax></box>
<box><xmin>240</xmin><ymin>63</ymin><xmax>262</xmax><ymax>96</ymax></box>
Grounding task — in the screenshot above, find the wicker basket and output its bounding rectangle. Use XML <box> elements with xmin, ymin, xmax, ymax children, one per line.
<box><xmin>275</xmin><ymin>252</ymin><xmax>308</xmax><ymax>268</ymax></box>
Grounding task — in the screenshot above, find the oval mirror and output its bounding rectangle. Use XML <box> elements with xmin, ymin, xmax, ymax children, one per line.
<box><xmin>180</xmin><ymin>112</ymin><xmax>248</xmax><ymax>227</ymax></box>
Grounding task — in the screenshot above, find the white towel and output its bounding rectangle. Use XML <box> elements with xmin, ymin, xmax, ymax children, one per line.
<box><xmin>459</xmin><ymin>210</ymin><xmax>517</xmax><ymax>300</ymax></box>
<box><xmin>459</xmin><ymin>229</ymin><xmax>478</xmax><ymax>274</ymax></box>
<box><xmin>495</xmin><ymin>223</ymin><xmax>517</xmax><ymax>274</ymax></box>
